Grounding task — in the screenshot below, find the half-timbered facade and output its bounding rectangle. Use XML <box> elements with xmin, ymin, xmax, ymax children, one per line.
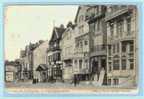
<box><xmin>47</xmin><ymin>25</ymin><xmax>65</xmax><ymax>81</ymax></box>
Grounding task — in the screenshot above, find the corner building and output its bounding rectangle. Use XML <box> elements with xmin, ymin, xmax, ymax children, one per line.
<box><xmin>105</xmin><ymin>5</ymin><xmax>138</xmax><ymax>87</ymax></box>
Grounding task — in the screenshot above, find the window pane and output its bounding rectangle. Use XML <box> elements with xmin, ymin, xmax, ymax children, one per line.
<box><xmin>113</xmin><ymin>78</ymin><xmax>119</xmax><ymax>85</ymax></box>
<box><xmin>79</xmin><ymin>60</ymin><xmax>82</xmax><ymax>69</ymax></box>
<box><xmin>122</xmin><ymin>42</ymin><xmax>127</xmax><ymax>53</ymax></box>
<box><xmin>129</xmin><ymin>59</ymin><xmax>134</xmax><ymax>69</ymax></box>
<box><xmin>113</xmin><ymin>60</ymin><xmax>119</xmax><ymax>70</ymax></box>
<box><xmin>121</xmin><ymin>59</ymin><xmax>127</xmax><ymax>70</ymax></box>
<box><xmin>127</xmin><ymin>17</ymin><xmax>131</xmax><ymax>35</ymax></box>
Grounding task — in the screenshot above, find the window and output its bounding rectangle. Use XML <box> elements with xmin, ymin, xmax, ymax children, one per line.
<box><xmin>96</xmin><ymin>20</ymin><xmax>100</xmax><ymax>31</ymax></box>
<box><xmin>76</xmin><ymin>41</ymin><xmax>79</xmax><ymax>48</ymax></box>
<box><xmin>95</xmin><ymin>6</ymin><xmax>99</xmax><ymax>14</ymax></box>
<box><xmin>85</xmin><ymin>40</ymin><xmax>88</xmax><ymax>45</ymax></box>
<box><xmin>85</xmin><ymin>59</ymin><xmax>88</xmax><ymax>69</ymax></box>
<box><xmin>117</xmin><ymin>43</ymin><xmax>119</xmax><ymax>53</ymax></box>
<box><xmin>117</xmin><ymin>20</ymin><xmax>123</xmax><ymax>37</ymax></box>
<box><xmin>108</xmin><ymin>45</ymin><xmax>111</xmax><ymax>55</ymax></box>
<box><xmin>113</xmin><ymin>59</ymin><xmax>120</xmax><ymax>70</ymax></box>
<box><xmin>75</xmin><ymin>60</ymin><xmax>77</xmax><ymax>65</ymax></box>
<box><xmin>113</xmin><ymin>44</ymin><xmax>116</xmax><ymax>53</ymax></box>
<box><xmin>121</xmin><ymin>59</ymin><xmax>127</xmax><ymax>70</ymax></box>
<box><xmin>113</xmin><ymin>78</ymin><xmax>119</xmax><ymax>85</ymax></box>
<box><xmin>79</xmin><ymin>15</ymin><xmax>84</xmax><ymax>22</ymax></box>
<box><xmin>108</xmin><ymin>79</ymin><xmax>111</xmax><ymax>85</ymax></box>
<box><xmin>79</xmin><ymin>60</ymin><xmax>82</xmax><ymax>69</ymax></box>
<box><xmin>129</xmin><ymin>59</ymin><xmax>134</xmax><ymax>69</ymax></box>
<box><xmin>126</xmin><ymin>16</ymin><xmax>131</xmax><ymax>35</ymax></box>
<box><xmin>110</xmin><ymin>22</ymin><xmax>114</xmax><ymax>37</ymax></box>
<box><xmin>129</xmin><ymin>42</ymin><xmax>134</xmax><ymax>52</ymax></box>
<box><xmin>109</xmin><ymin>62</ymin><xmax>112</xmax><ymax>72</ymax></box>
<box><xmin>122</xmin><ymin>42</ymin><xmax>127</xmax><ymax>53</ymax></box>
<box><xmin>90</xmin><ymin>23</ymin><xmax>95</xmax><ymax>33</ymax></box>
<box><xmin>79</xmin><ymin>25</ymin><xmax>84</xmax><ymax>34</ymax></box>
<box><xmin>80</xmin><ymin>41</ymin><xmax>83</xmax><ymax>48</ymax></box>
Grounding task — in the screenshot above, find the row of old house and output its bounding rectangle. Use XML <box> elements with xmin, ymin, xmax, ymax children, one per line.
<box><xmin>5</xmin><ymin>5</ymin><xmax>138</xmax><ymax>87</ymax></box>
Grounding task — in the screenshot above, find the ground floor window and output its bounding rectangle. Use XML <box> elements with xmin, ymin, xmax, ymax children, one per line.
<box><xmin>108</xmin><ymin>79</ymin><xmax>111</xmax><ymax>85</ymax></box>
<box><xmin>113</xmin><ymin>78</ymin><xmax>119</xmax><ymax>85</ymax></box>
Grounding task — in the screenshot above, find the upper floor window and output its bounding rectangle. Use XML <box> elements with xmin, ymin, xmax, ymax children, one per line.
<box><xmin>117</xmin><ymin>20</ymin><xmax>124</xmax><ymax>37</ymax></box>
<box><xmin>129</xmin><ymin>41</ymin><xmax>134</xmax><ymax>52</ymax></box>
<box><xmin>79</xmin><ymin>15</ymin><xmax>84</xmax><ymax>22</ymax></box>
<box><xmin>74</xmin><ymin>60</ymin><xmax>77</xmax><ymax>65</ymax></box>
<box><xmin>117</xmin><ymin>43</ymin><xmax>119</xmax><ymax>53</ymax></box>
<box><xmin>79</xmin><ymin>25</ymin><xmax>84</xmax><ymax>34</ymax></box>
<box><xmin>79</xmin><ymin>60</ymin><xmax>82</xmax><ymax>69</ymax></box>
<box><xmin>108</xmin><ymin>45</ymin><xmax>112</xmax><ymax>55</ymax></box>
<box><xmin>96</xmin><ymin>20</ymin><xmax>100</xmax><ymax>31</ymax></box>
<box><xmin>89</xmin><ymin>23</ymin><xmax>95</xmax><ymax>33</ymax></box>
<box><xmin>122</xmin><ymin>42</ymin><xmax>127</xmax><ymax>53</ymax></box>
<box><xmin>113</xmin><ymin>57</ymin><xmax>120</xmax><ymax>70</ymax></box>
<box><xmin>113</xmin><ymin>44</ymin><xmax>116</xmax><ymax>54</ymax></box>
<box><xmin>75</xmin><ymin>40</ymin><xmax>79</xmax><ymax>48</ymax></box>
<box><xmin>121</xmin><ymin>58</ymin><xmax>127</xmax><ymax>70</ymax></box>
<box><xmin>95</xmin><ymin>6</ymin><xmax>99</xmax><ymax>14</ymax></box>
<box><xmin>108</xmin><ymin>62</ymin><xmax>112</xmax><ymax>72</ymax></box>
<box><xmin>85</xmin><ymin>59</ymin><xmax>88</xmax><ymax>68</ymax></box>
<box><xmin>80</xmin><ymin>41</ymin><xmax>83</xmax><ymax>48</ymax></box>
<box><xmin>126</xmin><ymin>16</ymin><xmax>131</xmax><ymax>35</ymax></box>
<box><xmin>84</xmin><ymin>40</ymin><xmax>88</xmax><ymax>45</ymax></box>
<box><xmin>109</xmin><ymin>22</ymin><xmax>114</xmax><ymax>37</ymax></box>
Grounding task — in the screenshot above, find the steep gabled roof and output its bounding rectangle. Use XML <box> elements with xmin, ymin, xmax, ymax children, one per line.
<box><xmin>74</xmin><ymin>6</ymin><xmax>81</xmax><ymax>23</ymax></box>
<box><xmin>49</xmin><ymin>26</ymin><xmax>65</xmax><ymax>43</ymax></box>
<box><xmin>36</xmin><ymin>64</ymin><xmax>48</xmax><ymax>71</ymax></box>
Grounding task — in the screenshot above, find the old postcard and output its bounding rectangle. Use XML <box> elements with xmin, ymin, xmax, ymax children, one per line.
<box><xmin>4</xmin><ymin>4</ymin><xmax>138</xmax><ymax>94</ymax></box>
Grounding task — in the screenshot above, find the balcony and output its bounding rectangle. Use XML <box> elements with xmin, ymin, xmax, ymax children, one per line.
<box><xmin>47</xmin><ymin>46</ymin><xmax>61</xmax><ymax>52</ymax></box>
<box><xmin>120</xmin><ymin>31</ymin><xmax>135</xmax><ymax>41</ymax></box>
<box><xmin>90</xmin><ymin>45</ymin><xmax>107</xmax><ymax>57</ymax></box>
<box><xmin>107</xmin><ymin>31</ymin><xmax>135</xmax><ymax>44</ymax></box>
<box><xmin>85</xmin><ymin>12</ymin><xmax>104</xmax><ymax>22</ymax></box>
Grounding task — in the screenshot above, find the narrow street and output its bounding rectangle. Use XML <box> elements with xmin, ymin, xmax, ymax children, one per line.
<box><xmin>5</xmin><ymin>81</ymin><xmax>137</xmax><ymax>94</ymax></box>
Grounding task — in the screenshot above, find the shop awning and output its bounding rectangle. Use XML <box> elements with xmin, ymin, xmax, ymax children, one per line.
<box><xmin>36</xmin><ymin>64</ymin><xmax>48</xmax><ymax>71</ymax></box>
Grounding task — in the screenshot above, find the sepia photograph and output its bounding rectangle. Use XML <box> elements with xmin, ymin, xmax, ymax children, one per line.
<box><xmin>4</xmin><ymin>4</ymin><xmax>138</xmax><ymax>94</ymax></box>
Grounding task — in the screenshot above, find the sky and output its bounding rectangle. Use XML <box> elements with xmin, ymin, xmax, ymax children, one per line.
<box><xmin>4</xmin><ymin>5</ymin><xmax>78</xmax><ymax>61</ymax></box>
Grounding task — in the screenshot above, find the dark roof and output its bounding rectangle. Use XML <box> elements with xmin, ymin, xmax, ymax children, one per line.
<box><xmin>55</xmin><ymin>27</ymin><xmax>65</xmax><ymax>38</ymax></box>
<box><xmin>49</xmin><ymin>26</ymin><xmax>66</xmax><ymax>42</ymax></box>
<box><xmin>66</xmin><ymin>22</ymin><xmax>76</xmax><ymax>29</ymax></box>
<box><xmin>36</xmin><ymin>64</ymin><xmax>48</xmax><ymax>71</ymax></box>
<box><xmin>74</xmin><ymin>6</ymin><xmax>81</xmax><ymax>23</ymax></box>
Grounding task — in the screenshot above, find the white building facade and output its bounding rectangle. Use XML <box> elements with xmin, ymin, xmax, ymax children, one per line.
<box><xmin>60</xmin><ymin>22</ymin><xmax>76</xmax><ymax>82</ymax></box>
<box><xmin>33</xmin><ymin>40</ymin><xmax>49</xmax><ymax>82</ymax></box>
<box><xmin>105</xmin><ymin>5</ymin><xmax>138</xmax><ymax>87</ymax></box>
